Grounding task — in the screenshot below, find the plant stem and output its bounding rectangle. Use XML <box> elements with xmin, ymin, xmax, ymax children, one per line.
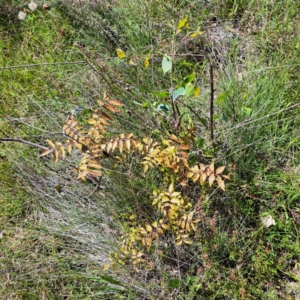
<box><xmin>210</xmin><ymin>63</ymin><xmax>214</xmax><ymax>142</ymax></box>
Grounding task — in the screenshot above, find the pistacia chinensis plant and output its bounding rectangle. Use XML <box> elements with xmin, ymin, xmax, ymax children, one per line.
<box><xmin>42</xmin><ymin>90</ymin><xmax>229</xmax><ymax>271</ymax></box>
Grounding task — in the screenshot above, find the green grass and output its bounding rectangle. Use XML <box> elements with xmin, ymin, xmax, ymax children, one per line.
<box><xmin>1</xmin><ymin>0</ymin><xmax>300</xmax><ymax>299</ymax></box>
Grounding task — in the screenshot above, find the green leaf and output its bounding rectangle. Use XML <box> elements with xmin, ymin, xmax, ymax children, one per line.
<box><xmin>170</xmin><ymin>87</ymin><xmax>185</xmax><ymax>101</ymax></box>
<box><xmin>196</xmin><ymin>137</ymin><xmax>205</xmax><ymax>149</ymax></box>
<box><xmin>242</xmin><ymin>106</ymin><xmax>252</xmax><ymax>117</ymax></box>
<box><xmin>184</xmin><ymin>83</ymin><xmax>200</xmax><ymax>98</ymax></box>
<box><xmin>156</xmin><ymin>104</ymin><xmax>170</xmax><ymax>113</ymax></box>
<box><xmin>162</xmin><ymin>55</ymin><xmax>172</xmax><ymax>74</ymax></box>
<box><xmin>168</xmin><ymin>278</ymin><xmax>182</xmax><ymax>288</ymax></box>
<box><xmin>150</xmin><ymin>90</ymin><xmax>169</xmax><ymax>98</ymax></box>
<box><xmin>216</xmin><ymin>93</ymin><xmax>226</xmax><ymax>105</ymax></box>
<box><xmin>183</xmin><ymin>73</ymin><xmax>196</xmax><ymax>85</ymax></box>
<box><xmin>185</xmin><ymin>83</ymin><xmax>195</xmax><ymax>97</ymax></box>
<box><xmin>100</xmin><ymin>276</ymin><xmax>125</xmax><ymax>287</ymax></box>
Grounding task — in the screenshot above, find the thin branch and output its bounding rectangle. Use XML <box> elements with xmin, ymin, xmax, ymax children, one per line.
<box><xmin>7</xmin><ymin>117</ymin><xmax>60</xmax><ymax>134</ymax></box>
<box><xmin>187</xmin><ymin>105</ymin><xmax>208</xmax><ymax>130</ymax></box>
<box><xmin>171</xmin><ymin>97</ymin><xmax>177</xmax><ymax>121</ymax></box>
<box><xmin>84</xmin><ymin>59</ymin><xmax>116</xmax><ymax>95</ymax></box>
<box><xmin>0</xmin><ymin>138</ymin><xmax>49</xmax><ymax>150</ymax></box>
<box><xmin>0</xmin><ymin>61</ymin><xmax>87</xmax><ymax>71</ymax></box>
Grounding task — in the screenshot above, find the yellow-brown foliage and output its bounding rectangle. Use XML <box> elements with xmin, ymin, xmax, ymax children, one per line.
<box><xmin>42</xmin><ymin>91</ymin><xmax>230</xmax><ymax>270</ymax></box>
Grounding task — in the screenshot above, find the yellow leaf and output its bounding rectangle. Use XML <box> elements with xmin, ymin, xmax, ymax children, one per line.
<box><xmin>104</xmin><ymin>104</ymin><xmax>120</xmax><ymax>113</ymax></box>
<box><xmin>103</xmin><ymin>91</ymin><xmax>108</xmax><ymax>100</ymax></box>
<box><xmin>183</xmin><ymin>238</ymin><xmax>193</xmax><ymax>245</ymax></box>
<box><xmin>144</xmin><ymin>53</ymin><xmax>151</xmax><ymax>68</ymax></box>
<box><xmin>177</xmin><ymin>16</ymin><xmax>188</xmax><ymax>29</ymax></box>
<box><xmin>118</xmin><ymin>140</ymin><xmax>123</xmax><ymax>153</ymax></box>
<box><xmin>171</xmin><ymin>192</ymin><xmax>181</xmax><ymax>197</ymax></box>
<box><xmin>181</xmin><ymin>234</ymin><xmax>189</xmax><ymax>238</ymax></box>
<box><xmin>180</xmin><ymin>144</ymin><xmax>190</xmax><ymax>151</ymax></box>
<box><xmin>106</xmin><ymin>142</ymin><xmax>112</xmax><ymax>153</ymax></box>
<box><xmin>60</xmin><ymin>145</ymin><xmax>65</xmax><ymax>159</ymax></box>
<box><xmin>157</xmin><ymin>228</ymin><xmax>164</xmax><ymax>235</ymax></box>
<box><xmin>128</xmin><ymin>59</ymin><xmax>136</xmax><ymax>66</ymax></box>
<box><xmin>182</xmin><ymin>158</ymin><xmax>189</xmax><ymax>168</ymax></box>
<box><xmin>139</xmin><ymin>227</ymin><xmax>147</xmax><ymax>235</ymax></box>
<box><xmin>222</xmin><ymin>175</ymin><xmax>231</xmax><ymax>180</ymax></box>
<box><xmin>194</xmin><ymin>86</ymin><xmax>201</xmax><ymax>97</ymax></box>
<box><xmin>125</xmin><ymin>139</ymin><xmax>130</xmax><ymax>151</ymax></box>
<box><xmin>186</xmin><ymin>172</ymin><xmax>194</xmax><ymax>179</ymax></box>
<box><xmin>169</xmin><ymin>134</ymin><xmax>178</xmax><ymax>141</ymax></box>
<box><xmin>67</xmin><ymin>144</ymin><xmax>72</xmax><ymax>155</ymax></box>
<box><xmin>209</xmin><ymin>173</ymin><xmax>215</xmax><ymax>187</ymax></box>
<box><xmin>152</xmin><ymin>232</ymin><xmax>157</xmax><ymax>240</ymax></box>
<box><xmin>87</xmin><ymin>118</ymin><xmax>96</xmax><ymax>124</ymax></box>
<box><xmin>200</xmin><ymin>173</ymin><xmax>207</xmax><ymax>184</ymax></box>
<box><xmin>180</xmin><ymin>180</ymin><xmax>188</xmax><ymax>186</ymax></box>
<box><xmin>176</xmin><ymin>239</ymin><xmax>183</xmax><ymax>246</ymax></box>
<box><xmin>40</xmin><ymin>149</ymin><xmax>53</xmax><ymax>157</ymax></box>
<box><xmin>74</xmin><ymin>143</ymin><xmax>82</xmax><ymax>151</ymax></box>
<box><xmin>170</xmin><ymin>198</ymin><xmax>182</xmax><ymax>205</ymax></box>
<box><xmin>98</xmin><ymin>99</ymin><xmax>104</xmax><ymax>106</ymax></box>
<box><xmin>189</xmin><ymin>31</ymin><xmax>205</xmax><ymax>38</ymax></box>
<box><xmin>145</xmin><ymin>224</ymin><xmax>152</xmax><ymax>232</ymax></box>
<box><xmin>77</xmin><ymin>170</ymin><xmax>88</xmax><ymax>180</ymax></box>
<box><xmin>62</xmin><ymin>124</ymin><xmax>69</xmax><ymax>132</ymax></box>
<box><xmin>126</xmin><ymin>133</ymin><xmax>133</xmax><ymax>139</ymax></box>
<box><xmin>162</xmin><ymin>196</ymin><xmax>169</xmax><ymax>203</ymax></box>
<box><xmin>180</xmin><ymin>221</ymin><xmax>185</xmax><ymax>229</ymax></box>
<box><xmin>152</xmin><ymin>221</ymin><xmax>158</xmax><ymax>228</ymax></box>
<box><xmin>175</xmin><ymin>28</ymin><xmax>181</xmax><ymax>35</ymax></box>
<box><xmin>191</xmin><ymin>222</ymin><xmax>196</xmax><ymax>231</ymax></box>
<box><xmin>192</xmin><ymin>173</ymin><xmax>200</xmax><ymax>182</ymax></box>
<box><xmin>107</xmin><ymin>99</ymin><xmax>124</xmax><ymax>107</ymax></box>
<box><xmin>116</xmin><ymin>48</ymin><xmax>126</xmax><ymax>58</ymax></box>
<box><xmin>146</xmin><ymin>237</ymin><xmax>152</xmax><ymax>248</ymax></box>
<box><xmin>209</xmin><ymin>162</ymin><xmax>215</xmax><ymax>172</ymax></box>
<box><xmin>168</xmin><ymin>182</ymin><xmax>174</xmax><ymax>193</ymax></box>
<box><xmin>161</xmin><ymin>224</ymin><xmax>170</xmax><ymax>230</ymax></box>
<box><xmin>99</xmin><ymin>117</ymin><xmax>110</xmax><ymax>125</ymax></box>
<box><xmin>103</xmin><ymin>264</ymin><xmax>110</xmax><ymax>271</ymax></box>
<box><xmin>131</xmin><ymin>139</ymin><xmax>137</xmax><ymax>148</ymax></box>
<box><xmin>111</xmin><ymin>140</ymin><xmax>118</xmax><ymax>152</ymax></box>
<box><xmin>143</xmin><ymin>164</ymin><xmax>149</xmax><ymax>173</ymax></box>
<box><xmin>217</xmin><ymin>176</ymin><xmax>225</xmax><ymax>191</ymax></box>
<box><xmin>190</xmin><ymin>32</ymin><xmax>198</xmax><ymax>38</ymax></box>
<box><xmin>186</xmin><ymin>222</ymin><xmax>191</xmax><ymax>232</ymax></box>
<box><xmin>101</xmin><ymin>112</ymin><xmax>112</xmax><ymax>120</ymax></box>
<box><xmin>88</xmin><ymin>163</ymin><xmax>102</xmax><ymax>169</ymax></box>
<box><xmin>169</xmin><ymin>209</ymin><xmax>177</xmax><ymax>219</ymax></box>
<box><xmin>216</xmin><ymin>166</ymin><xmax>226</xmax><ymax>175</ymax></box>
<box><xmin>46</xmin><ymin>139</ymin><xmax>56</xmax><ymax>149</ymax></box>
<box><xmin>53</xmin><ymin>149</ymin><xmax>59</xmax><ymax>162</ymax></box>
